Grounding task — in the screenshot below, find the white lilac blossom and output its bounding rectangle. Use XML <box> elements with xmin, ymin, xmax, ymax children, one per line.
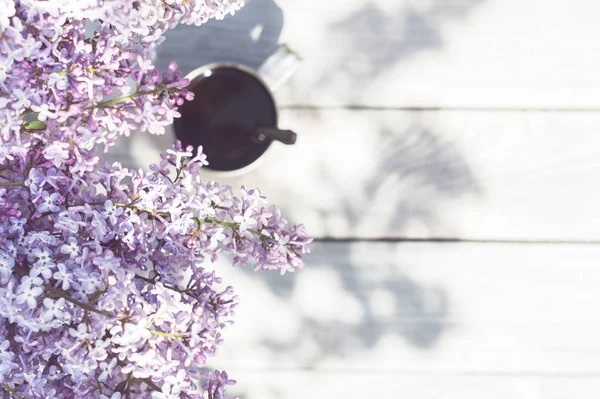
<box><xmin>0</xmin><ymin>1</ymin><xmax>313</xmax><ymax>398</ymax></box>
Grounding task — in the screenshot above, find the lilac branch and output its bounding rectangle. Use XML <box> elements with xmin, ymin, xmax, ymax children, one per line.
<box><xmin>44</xmin><ymin>287</ymin><xmax>114</xmax><ymax>318</ymax></box>
<box><xmin>1</xmin><ymin>383</ymin><xmax>25</xmax><ymax>399</ymax></box>
<box><xmin>0</xmin><ymin>181</ymin><xmax>25</xmax><ymax>187</ymax></box>
<box><xmin>89</xmin><ymin>86</ymin><xmax>171</xmax><ymax>110</ymax></box>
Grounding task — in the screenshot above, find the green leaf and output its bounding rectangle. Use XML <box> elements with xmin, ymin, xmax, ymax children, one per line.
<box><xmin>23</xmin><ymin>121</ymin><xmax>47</xmax><ymax>130</ymax></box>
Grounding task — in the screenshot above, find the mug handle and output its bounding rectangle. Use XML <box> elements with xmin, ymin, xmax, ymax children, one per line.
<box><xmin>255</xmin><ymin>127</ymin><xmax>297</xmax><ymax>145</ymax></box>
<box><xmin>257</xmin><ymin>43</ymin><xmax>302</xmax><ymax>92</ymax></box>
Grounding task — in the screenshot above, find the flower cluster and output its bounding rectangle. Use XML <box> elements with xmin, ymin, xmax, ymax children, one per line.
<box><xmin>0</xmin><ymin>1</ymin><xmax>312</xmax><ymax>398</ymax></box>
<box><xmin>0</xmin><ymin>0</ymin><xmax>242</xmax><ymax>149</ymax></box>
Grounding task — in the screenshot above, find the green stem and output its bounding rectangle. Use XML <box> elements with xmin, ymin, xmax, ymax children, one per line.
<box><xmin>147</xmin><ymin>329</ymin><xmax>187</xmax><ymax>340</ymax></box>
<box><xmin>140</xmin><ymin>377</ymin><xmax>162</xmax><ymax>393</ymax></box>
<box><xmin>134</xmin><ymin>274</ymin><xmax>192</xmax><ymax>299</ymax></box>
<box><xmin>201</xmin><ymin>219</ymin><xmax>237</xmax><ymax>229</ymax></box>
<box><xmin>86</xmin><ymin>201</ymin><xmax>291</xmax><ymax>249</ymax></box>
<box><xmin>200</xmin><ymin>217</ymin><xmax>271</xmax><ymax>241</ymax></box>
<box><xmin>45</xmin><ymin>287</ymin><xmax>114</xmax><ymax>318</ymax></box>
<box><xmin>172</xmin><ymin>164</ymin><xmax>185</xmax><ymax>183</ymax></box>
<box><xmin>47</xmin><ymin>286</ymin><xmax>186</xmax><ymax>339</ymax></box>
<box><xmin>1</xmin><ymin>383</ymin><xmax>25</xmax><ymax>399</ymax></box>
<box><xmin>55</xmin><ymin>67</ymin><xmax>100</xmax><ymax>76</ymax></box>
<box><xmin>134</xmin><ymin>274</ymin><xmax>155</xmax><ymax>285</ymax></box>
<box><xmin>0</xmin><ymin>181</ymin><xmax>25</xmax><ymax>187</ymax></box>
<box><xmin>115</xmin><ymin>202</ymin><xmax>156</xmax><ymax>215</ymax></box>
<box><xmin>89</xmin><ymin>86</ymin><xmax>166</xmax><ymax>110</ymax></box>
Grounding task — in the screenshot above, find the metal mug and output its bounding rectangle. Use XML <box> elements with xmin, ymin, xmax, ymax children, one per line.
<box><xmin>172</xmin><ymin>44</ymin><xmax>301</xmax><ymax>176</ymax></box>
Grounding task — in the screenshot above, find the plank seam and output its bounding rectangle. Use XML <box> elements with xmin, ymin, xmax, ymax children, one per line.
<box><xmin>313</xmin><ymin>237</ymin><xmax>600</xmax><ymax>245</ymax></box>
<box><xmin>222</xmin><ymin>369</ymin><xmax>600</xmax><ymax>378</ymax></box>
<box><xmin>280</xmin><ymin>105</ymin><xmax>600</xmax><ymax>113</ymax></box>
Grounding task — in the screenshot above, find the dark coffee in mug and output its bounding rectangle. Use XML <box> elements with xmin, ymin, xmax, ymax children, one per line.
<box><xmin>173</xmin><ymin>65</ymin><xmax>277</xmax><ymax>172</ymax></box>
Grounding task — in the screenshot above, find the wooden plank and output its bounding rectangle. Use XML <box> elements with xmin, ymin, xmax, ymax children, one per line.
<box><xmin>222</xmin><ymin>372</ymin><xmax>600</xmax><ymax>399</ymax></box>
<box><xmin>109</xmin><ymin>109</ymin><xmax>600</xmax><ymax>240</ymax></box>
<box><xmin>154</xmin><ymin>0</ymin><xmax>600</xmax><ymax>108</ymax></box>
<box><xmin>205</xmin><ymin>242</ymin><xmax>600</xmax><ymax>376</ymax></box>
<box><xmin>274</xmin><ymin>0</ymin><xmax>600</xmax><ymax>108</ymax></box>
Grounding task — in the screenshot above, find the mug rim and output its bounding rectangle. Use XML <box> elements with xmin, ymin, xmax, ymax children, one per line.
<box><xmin>180</xmin><ymin>63</ymin><xmax>279</xmax><ymax>177</ymax></box>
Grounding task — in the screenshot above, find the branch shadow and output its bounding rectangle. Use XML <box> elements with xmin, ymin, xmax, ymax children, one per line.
<box><xmin>285</xmin><ymin>0</ymin><xmax>487</xmax><ymax>103</ymax></box>
<box><xmin>102</xmin><ymin>1</ymin><xmax>488</xmax><ymax>397</ymax></box>
<box><xmin>154</xmin><ymin>0</ymin><xmax>283</xmax><ymax>74</ymax></box>
<box><xmin>246</xmin><ymin>122</ymin><xmax>479</xmax><ymax>362</ymax></box>
<box><xmin>367</xmin><ymin>124</ymin><xmax>480</xmax><ymax>233</ymax></box>
<box><xmin>328</xmin><ymin>0</ymin><xmax>486</xmax><ymax>78</ymax></box>
<box><xmin>262</xmin><ymin>242</ymin><xmax>451</xmax><ymax>358</ymax></box>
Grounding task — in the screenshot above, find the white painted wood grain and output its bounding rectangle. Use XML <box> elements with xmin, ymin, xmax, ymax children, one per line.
<box><xmin>207</xmin><ymin>242</ymin><xmax>600</xmax><ymax>376</ymax></box>
<box><xmin>107</xmin><ymin>109</ymin><xmax>600</xmax><ymax>240</ymax></box>
<box><xmin>273</xmin><ymin>0</ymin><xmax>600</xmax><ymax>108</ymax></box>
<box><xmin>155</xmin><ymin>0</ymin><xmax>600</xmax><ymax>108</ymax></box>
<box><xmin>102</xmin><ymin>3</ymin><xmax>600</xmax><ymax>398</ymax></box>
<box><xmin>223</xmin><ymin>371</ymin><xmax>600</xmax><ymax>399</ymax></box>
<box><xmin>203</xmin><ymin>242</ymin><xmax>600</xmax><ymax>397</ymax></box>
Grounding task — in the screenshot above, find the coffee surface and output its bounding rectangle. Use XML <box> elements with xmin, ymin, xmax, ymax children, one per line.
<box><xmin>173</xmin><ymin>66</ymin><xmax>277</xmax><ymax>171</ymax></box>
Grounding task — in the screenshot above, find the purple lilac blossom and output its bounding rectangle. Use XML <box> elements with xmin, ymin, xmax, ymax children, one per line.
<box><xmin>0</xmin><ymin>1</ymin><xmax>313</xmax><ymax>398</ymax></box>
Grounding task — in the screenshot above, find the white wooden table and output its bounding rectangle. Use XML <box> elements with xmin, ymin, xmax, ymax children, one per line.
<box><xmin>108</xmin><ymin>0</ymin><xmax>600</xmax><ymax>397</ymax></box>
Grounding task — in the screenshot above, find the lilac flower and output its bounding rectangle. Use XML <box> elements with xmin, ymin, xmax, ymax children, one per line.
<box><xmin>10</xmin><ymin>89</ymin><xmax>30</xmax><ymax>110</ymax></box>
<box><xmin>53</xmin><ymin>263</ymin><xmax>73</xmax><ymax>290</ymax></box>
<box><xmin>32</xmin><ymin>247</ymin><xmax>54</xmax><ymax>268</ymax></box>
<box><xmin>233</xmin><ymin>208</ymin><xmax>257</xmax><ymax>233</ymax></box>
<box><xmin>43</xmin><ymin>141</ymin><xmax>70</xmax><ymax>167</ymax></box>
<box><xmin>55</xmin><ymin>211</ymin><xmax>85</xmax><ymax>234</ymax></box>
<box><xmin>196</xmin><ymin>197</ymin><xmax>216</xmax><ymax>219</ymax></box>
<box><xmin>30</xmin><ymin>262</ymin><xmax>54</xmax><ymax>280</ymax></box>
<box><xmin>0</xmin><ymin>0</ymin><xmax>16</xmax><ymax>30</ymax></box>
<box><xmin>156</xmin><ymin>106</ymin><xmax>181</xmax><ymax>125</ymax></box>
<box><xmin>38</xmin><ymin>191</ymin><xmax>60</xmax><ymax>213</ymax></box>
<box><xmin>30</xmin><ymin>104</ymin><xmax>58</xmax><ymax>122</ymax></box>
<box><xmin>0</xmin><ymin>251</ymin><xmax>15</xmax><ymax>284</ymax></box>
<box><xmin>40</xmin><ymin>298</ymin><xmax>66</xmax><ymax>323</ymax></box>
<box><xmin>8</xmin><ymin>216</ymin><xmax>26</xmax><ymax>236</ymax></box>
<box><xmin>162</xmin><ymin>369</ymin><xmax>190</xmax><ymax>396</ymax></box>
<box><xmin>100</xmin><ymin>200</ymin><xmax>124</xmax><ymax>225</ymax></box>
<box><xmin>69</xmin><ymin>323</ymin><xmax>95</xmax><ymax>342</ymax></box>
<box><xmin>0</xmin><ymin>1</ymin><xmax>311</xmax><ymax>398</ymax></box>
<box><xmin>202</xmin><ymin>370</ymin><xmax>236</xmax><ymax>399</ymax></box>
<box><xmin>166</xmin><ymin>148</ymin><xmax>193</xmax><ymax>169</ymax></box>
<box><xmin>98</xmin><ymin>357</ymin><xmax>118</xmax><ymax>382</ymax></box>
<box><xmin>209</xmin><ymin>228</ymin><xmax>226</xmax><ymax>250</ymax></box>
<box><xmin>0</xmin><ymin>337</ymin><xmax>18</xmax><ymax>383</ymax></box>
<box><xmin>93</xmin><ymin>251</ymin><xmax>121</xmax><ymax>273</ymax></box>
<box><xmin>47</xmin><ymin>73</ymin><xmax>69</xmax><ymax>90</ymax></box>
<box><xmin>60</xmin><ymin>237</ymin><xmax>80</xmax><ymax>258</ymax></box>
<box><xmin>15</xmin><ymin>276</ymin><xmax>44</xmax><ymax>309</ymax></box>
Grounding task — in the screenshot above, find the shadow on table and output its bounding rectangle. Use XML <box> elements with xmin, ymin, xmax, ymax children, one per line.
<box><xmin>102</xmin><ymin>0</ymin><xmax>285</xmax><ymax>170</ymax></box>
<box><xmin>329</xmin><ymin>0</ymin><xmax>486</xmax><ymax>78</ymax></box>
<box><xmin>251</xmin><ymin>123</ymin><xmax>478</xmax><ymax>363</ymax></box>
<box><xmin>105</xmin><ymin>1</ymin><xmax>483</xmax><ymax>395</ymax></box>
<box><xmin>213</xmin><ymin>118</ymin><xmax>479</xmax><ymax>398</ymax></box>
<box><xmin>165</xmin><ymin>0</ymin><xmax>480</xmax><ymax>384</ymax></box>
<box><xmin>155</xmin><ymin>0</ymin><xmax>284</xmax><ymax>74</ymax></box>
<box><xmin>284</xmin><ymin>0</ymin><xmax>487</xmax><ymax>104</ymax></box>
<box><xmin>265</xmin><ymin>242</ymin><xmax>450</xmax><ymax>354</ymax></box>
